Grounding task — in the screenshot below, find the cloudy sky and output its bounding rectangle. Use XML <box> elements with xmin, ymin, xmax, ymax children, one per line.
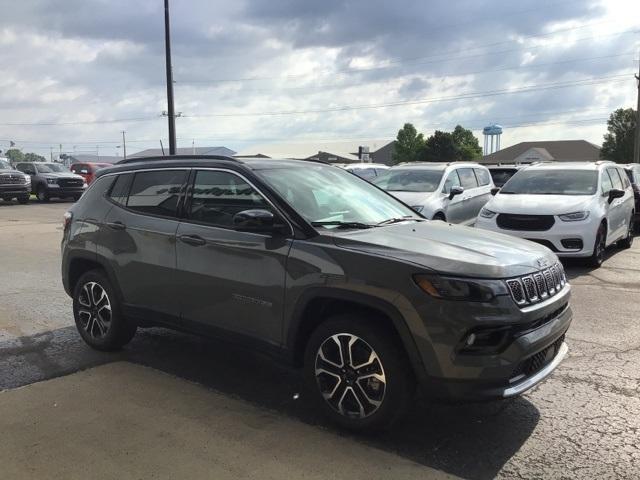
<box><xmin>0</xmin><ymin>0</ymin><xmax>638</xmax><ymax>158</ymax></box>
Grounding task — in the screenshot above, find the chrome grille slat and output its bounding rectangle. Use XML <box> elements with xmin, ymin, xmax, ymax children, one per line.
<box><xmin>506</xmin><ymin>262</ymin><xmax>567</xmax><ymax>307</ymax></box>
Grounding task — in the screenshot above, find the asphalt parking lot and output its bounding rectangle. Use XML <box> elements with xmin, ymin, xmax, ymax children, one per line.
<box><xmin>1</xmin><ymin>201</ymin><xmax>639</xmax><ymax>479</ymax></box>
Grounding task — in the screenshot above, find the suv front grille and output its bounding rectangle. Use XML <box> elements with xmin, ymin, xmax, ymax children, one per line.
<box><xmin>506</xmin><ymin>262</ymin><xmax>567</xmax><ymax>307</ymax></box>
<box><xmin>496</xmin><ymin>214</ymin><xmax>555</xmax><ymax>231</ymax></box>
<box><xmin>0</xmin><ymin>174</ymin><xmax>25</xmax><ymax>185</ymax></box>
<box><xmin>58</xmin><ymin>178</ymin><xmax>84</xmax><ymax>188</ymax></box>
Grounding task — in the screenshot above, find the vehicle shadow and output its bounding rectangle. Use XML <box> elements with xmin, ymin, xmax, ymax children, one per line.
<box><xmin>0</xmin><ymin>325</ymin><xmax>540</xmax><ymax>480</ymax></box>
<box><xmin>560</xmin><ymin>246</ymin><xmax>625</xmax><ymax>278</ymax></box>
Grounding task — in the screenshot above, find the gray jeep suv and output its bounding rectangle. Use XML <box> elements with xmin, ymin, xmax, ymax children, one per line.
<box><xmin>61</xmin><ymin>156</ymin><xmax>572</xmax><ymax>430</ymax></box>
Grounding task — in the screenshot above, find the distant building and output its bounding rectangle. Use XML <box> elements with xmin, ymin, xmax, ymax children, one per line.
<box><xmin>129</xmin><ymin>146</ymin><xmax>236</xmax><ymax>158</ymax></box>
<box><xmin>480</xmin><ymin>140</ymin><xmax>601</xmax><ymax>165</ymax></box>
<box><xmin>63</xmin><ymin>154</ymin><xmax>123</xmax><ymax>166</ymax></box>
<box><xmin>235</xmin><ymin>140</ymin><xmax>396</xmax><ymax>165</ymax></box>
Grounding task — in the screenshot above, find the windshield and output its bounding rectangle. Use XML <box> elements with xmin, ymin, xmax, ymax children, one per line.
<box><xmin>501</xmin><ymin>169</ymin><xmax>598</xmax><ymax>195</ymax></box>
<box><xmin>489</xmin><ymin>169</ymin><xmax>518</xmax><ymax>188</ymax></box>
<box><xmin>257</xmin><ymin>165</ymin><xmax>419</xmax><ymax>227</ymax></box>
<box><xmin>45</xmin><ymin>163</ymin><xmax>70</xmax><ymax>173</ymax></box>
<box><xmin>372</xmin><ymin>169</ymin><xmax>443</xmax><ymax>192</ymax></box>
<box><xmin>35</xmin><ymin>164</ymin><xmax>54</xmax><ymax>173</ymax></box>
<box><xmin>0</xmin><ymin>159</ymin><xmax>11</xmax><ymax>170</ymax></box>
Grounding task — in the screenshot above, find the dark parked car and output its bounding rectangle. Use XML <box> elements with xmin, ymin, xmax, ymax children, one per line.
<box><xmin>623</xmin><ymin>164</ymin><xmax>640</xmax><ymax>227</ymax></box>
<box><xmin>487</xmin><ymin>165</ymin><xmax>526</xmax><ymax>188</ymax></box>
<box><xmin>15</xmin><ymin>162</ymin><xmax>86</xmax><ymax>202</ymax></box>
<box><xmin>0</xmin><ymin>158</ymin><xmax>30</xmax><ymax>204</ymax></box>
<box><xmin>62</xmin><ymin>156</ymin><xmax>571</xmax><ymax>430</ymax></box>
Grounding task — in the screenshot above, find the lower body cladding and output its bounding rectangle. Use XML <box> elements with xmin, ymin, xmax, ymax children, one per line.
<box><xmin>409</xmin><ymin>285</ymin><xmax>572</xmax><ymax>401</ymax></box>
<box><xmin>476</xmin><ymin>218</ymin><xmax>597</xmax><ymax>258</ymax></box>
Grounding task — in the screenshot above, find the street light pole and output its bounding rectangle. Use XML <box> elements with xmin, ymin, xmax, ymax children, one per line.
<box><xmin>164</xmin><ymin>0</ymin><xmax>177</xmax><ymax>155</ymax></box>
<box><xmin>121</xmin><ymin>130</ymin><xmax>127</xmax><ymax>160</ymax></box>
<box><xmin>634</xmin><ymin>51</ymin><xmax>640</xmax><ymax>164</ymax></box>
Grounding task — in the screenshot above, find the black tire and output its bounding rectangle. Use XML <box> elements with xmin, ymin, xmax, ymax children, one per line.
<box><xmin>36</xmin><ymin>185</ymin><xmax>49</xmax><ymax>203</ymax></box>
<box><xmin>304</xmin><ymin>314</ymin><xmax>414</xmax><ymax>431</ymax></box>
<box><xmin>432</xmin><ymin>213</ymin><xmax>446</xmax><ymax>221</ymax></box>
<box><xmin>72</xmin><ymin>269</ymin><xmax>136</xmax><ymax>351</ymax></box>
<box><xmin>587</xmin><ymin>223</ymin><xmax>607</xmax><ymax>268</ymax></box>
<box><xmin>617</xmin><ymin>216</ymin><xmax>634</xmax><ymax>249</ymax></box>
<box><xmin>17</xmin><ymin>196</ymin><xmax>29</xmax><ymax>205</ymax></box>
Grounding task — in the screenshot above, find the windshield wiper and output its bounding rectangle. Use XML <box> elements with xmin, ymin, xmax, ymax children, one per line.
<box><xmin>311</xmin><ymin>221</ymin><xmax>374</xmax><ymax>229</ymax></box>
<box><xmin>376</xmin><ymin>216</ymin><xmax>423</xmax><ymax>226</ymax></box>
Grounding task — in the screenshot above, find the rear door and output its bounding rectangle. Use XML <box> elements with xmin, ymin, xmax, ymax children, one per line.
<box><xmin>473</xmin><ymin>167</ymin><xmax>493</xmax><ymax>216</ymax></box>
<box><xmin>101</xmin><ymin>168</ymin><xmax>188</xmax><ymax>320</ymax></box>
<box><xmin>175</xmin><ymin>169</ymin><xmax>292</xmax><ymax>345</ymax></box>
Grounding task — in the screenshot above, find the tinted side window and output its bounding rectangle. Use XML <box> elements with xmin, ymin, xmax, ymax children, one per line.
<box><xmin>458</xmin><ymin>168</ymin><xmax>478</xmax><ymax>189</ymax></box>
<box><xmin>607</xmin><ymin>168</ymin><xmax>623</xmax><ymax>190</ymax></box>
<box><xmin>188</xmin><ymin>170</ymin><xmax>271</xmax><ymax>228</ymax></box>
<box><xmin>109</xmin><ymin>173</ymin><xmax>134</xmax><ymax>206</ymax></box>
<box><xmin>442</xmin><ymin>170</ymin><xmax>461</xmax><ymax>193</ymax></box>
<box><xmin>474</xmin><ymin>168</ymin><xmax>491</xmax><ymax>186</ymax></box>
<box><xmin>601</xmin><ymin>170</ymin><xmax>613</xmax><ymax>193</ymax></box>
<box><xmin>127</xmin><ymin>170</ymin><xmax>187</xmax><ymax>217</ymax></box>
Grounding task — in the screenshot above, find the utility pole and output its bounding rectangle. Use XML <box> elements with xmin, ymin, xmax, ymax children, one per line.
<box><xmin>50</xmin><ymin>147</ymin><xmax>53</xmax><ymax>162</ymax></box>
<box><xmin>164</xmin><ymin>0</ymin><xmax>177</xmax><ymax>155</ymax></box>
<box><xmin>121</xmin><ymin>130</ymin><xmax>127</xmax><ymax>159</ymax></box>
<box><xmin>634</xmin><ymin>52</ymin><xmax>640</xmax><ymax>164</ymax></box>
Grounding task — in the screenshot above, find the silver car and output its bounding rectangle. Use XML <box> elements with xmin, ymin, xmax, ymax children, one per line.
<box><xmin>372</xmin><ymin>162</ymin><xmax>495</xmax><ymax>224</ymax></box>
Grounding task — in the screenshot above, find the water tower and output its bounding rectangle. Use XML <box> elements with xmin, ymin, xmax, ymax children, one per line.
<box><xmin>483</xmin><ymin>124</ymin><xmax>503</xmax><ymax>155</ymax></box>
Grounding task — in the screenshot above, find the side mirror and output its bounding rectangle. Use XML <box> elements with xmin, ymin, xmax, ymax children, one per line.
<box><xmin>233</xmin><ymin>209</ymin><xmax>283</xmax><ymax>233</ymax></box>
<box><xmin>490</xmin><ymin>187</ymin><xmax>500</xmax><ymax>196</ymax></box>
<box><xmin>608</xmin><ymin>188</ymin><xmax>625</xmax><ymax>203</ymax></box>
<box><xmin>448</xmin><ymin>185</ymin><xmax>464</xmax><ymax>200</ymax></box>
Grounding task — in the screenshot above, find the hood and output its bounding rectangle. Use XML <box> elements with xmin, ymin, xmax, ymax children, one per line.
<box><xmin>42</xmin><ymin>172</ymin><xmax>84</xmax><ymax>180</ymax></box>
<box><xmin>488</xmin><ymin>193</ymin><xmax>593</xmax><ymax>215</ymax></box>
<box><xmin>331</xmin><ymin>221</ymin><xmax>557</xmax><ymax>278</ymax></box>
<box><xmin>387</xmin><ymin>191</ymin><xmax>438</xmax><ymax>206</ymax></box>
<box><xmin>0</xmin><ymin>169</ymin><xmax>26</xmax><ymax>177</ymax></box>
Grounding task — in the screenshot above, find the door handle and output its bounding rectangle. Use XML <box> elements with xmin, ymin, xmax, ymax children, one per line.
<box><xmin>179</xmin><ymin>234</ymin><xmax>206</xmax><ymax>246</ymax></box>
<box><xmin>106</xmin><ymin>221</ymin><xmax>126</xmax><ymax>231</ymax></box>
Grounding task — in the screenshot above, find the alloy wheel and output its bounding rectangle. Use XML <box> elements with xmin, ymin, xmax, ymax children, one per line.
<box><xmin>77</xmin><ymin>282</ymin><xmax>112</xmax><ymax>339</ymax></box>
<box><xmin>595</xmin><ymin>229</ymin><xmax>605</xmax><ymax>263</ymax></box>
<box><xmin>314</xmin><ymin>333</ymin><xmax>386</xmax><ymax>419</ymax></box>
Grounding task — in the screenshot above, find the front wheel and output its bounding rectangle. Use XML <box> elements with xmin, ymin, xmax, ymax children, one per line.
<box><xmin>432</xmin><ymin>213</ymin><xmax>446</xmax><ymax>221</ymax></box>
<box><xmin>617</xmin><ymin>216</ymin><xmax>634</xmax><ymax>249</ymax></box>
<box><xmin>36</xmin><ymin>185</ymin><xmax>49</xmax><ymax>202</ymax></box>
<box><xmin>587</xmin><ymin>224</ymin><xmax>607</xmax><ymax>268</ymax></box>
<box><xmin>304</xmin><ymin>314</ymin><xmax>414</xmax><ymax>431</ymax></box>
<box><xmin>73</xmin><ymin>270</ymin><xmax>137</xmax><ymax>351</ymax></box>
<box><xmin>17</xmin><ymin>195</ymin><xmax>29</xmax><ymax>205</ymax></box>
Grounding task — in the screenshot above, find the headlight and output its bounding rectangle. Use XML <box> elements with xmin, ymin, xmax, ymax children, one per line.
<box><xmin>23</xmin><ymin>175</ymin><xmax>30</xmax><ymax>184</ymax></box>
<box><xmin>83</xmin><ymin>182</ymin><xmax>88</xmax><ymax>188</ymax></box>
<box><xmin>46</xmin><ymin>178</ymin><xmax>58</xmax><ymax>185</ymax></box>
<box><xmin>413</xmin><ymin>274</ymin><xmax>507</xmax><ymax>302</ymax></box>
<box><xmin>479</xmin><ymin>207</ymin><xmax>497</xmax><ymax>219</ymax></box>
<box><xmin>411</xmin><ymin>205</ymin><xmax>424</xmax><ymax>213</ymax></box>
<box><xmin>558</xmin><ymin>211</ymin><xmax>589</xmax><ymax>222</ymax></box>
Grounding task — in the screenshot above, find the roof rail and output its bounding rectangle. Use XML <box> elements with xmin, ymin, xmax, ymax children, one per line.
<box><xmin>595</xmin><ymin>160</ymin><xmax>615</xmax><ymax>165</ymax></box>
<box><xmin>116</xmin><ymin>154</ymin><xmax>240</xmax><ymax>165</ymax></box>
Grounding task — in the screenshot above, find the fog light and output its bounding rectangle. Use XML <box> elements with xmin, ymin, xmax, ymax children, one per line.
<box><xmin>561</xmin><ymin>238</ymin><xmax>583</xmax><ymax>250</ymax></box>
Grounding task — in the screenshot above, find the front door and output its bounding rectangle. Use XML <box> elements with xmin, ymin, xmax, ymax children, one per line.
<box><xmin>175</xmin><ymin>169</ymin><xmax>291</xmax><ymax>346</ymax></box>
<box><xmin>442</xmin><ymin>170</ymin><xmax>466</xmax><ymax>223</ymax></box>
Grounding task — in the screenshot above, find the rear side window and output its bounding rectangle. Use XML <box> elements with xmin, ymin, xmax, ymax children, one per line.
<box><xmin>188</xmin><ymin>170</ymin><xmax>271</xmax><ymax>228</ymax></box>
<box><xmin>109</xmin><ymin>173</ymin><xmax>134</xmax><ymax>206</ymax></box>
<box><xmin>127</xmin><ymin>170</ymin><xmax>187</xmax><ymax>217</ymax></box>
<box><xmin>457</xmin><ymin>168</ymin><xmax>479</xmax><ymax>189</ymax></box>
<box><xmin>474</xmin><ymin>168</ymin><xmax>491</xmax><ymax>186</ymax></box>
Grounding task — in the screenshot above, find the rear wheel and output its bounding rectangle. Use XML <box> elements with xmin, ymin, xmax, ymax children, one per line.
<box><xmin>304</xmin><ymin>314</ymin><xmax>414</xmax><ymax>431</ymax></box>
<box><xmin>587</xmin><ymin>224</ymin><xmax>607</xmax><ymax>268</ymax></box>
<box><xmin>73</xmin><ymin>269</ymin><xmax>137</xmax><ymax>351</ymax></box>
<box><xmin>617</xmin><ymin>216</ymin><xmax>634</xmax><ymax>249</ymax></box>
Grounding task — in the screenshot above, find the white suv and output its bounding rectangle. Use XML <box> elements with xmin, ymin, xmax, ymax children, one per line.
<box><xmin>372</xmin><ymin>162</ymin><xmax>494</xmax><ymax>225</ymax></box>
<box><xmin>475</xmin><ymin>162</ymin><xmax>635</xmax><ymax>267</ymax></box>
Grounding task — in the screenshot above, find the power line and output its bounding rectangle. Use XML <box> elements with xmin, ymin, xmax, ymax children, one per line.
<box><xmin>0</xmin><ymin>116</ymin><xmax>160</xmax><ymax>127</ymax></box>
<box><xmin>183</xmin><ymin>74</ymin><xmax>632</xmax><ymax>118</ymax></box>
<box><xmin>177</xmin><ymin>27</ymin><xmax>638</xmax><ymax>84</ymax></box>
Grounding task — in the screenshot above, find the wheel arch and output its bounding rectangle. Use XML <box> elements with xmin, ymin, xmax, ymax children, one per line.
<box><xmin>286</xmin><ymin>288</ymin><xmax>427</xmax><ymax>385</ymax></box>
<box><xmin>65</xmin><ymin>252</ymin><xmax>124</xmax><ymax>304</ymax></box>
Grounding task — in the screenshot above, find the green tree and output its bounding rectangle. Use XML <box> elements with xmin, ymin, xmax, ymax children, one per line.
<box><xmin>23</xmin><ymin>152</ymin><xmax>46</xmax><ymax>162</ymax></box>
<box><xmin>4</xmin><ymin>149</ymin><xmax>24</xmax><ymax>164</ymax></box>
<box><xmin>393</xmin><ymin>123</ymin><xmax>425</xmax><ymax>163</ymax></box>
<box><xmin>421</xmin><ymin>130</ymin><xmax>457</xmax><ymax>161</ymax></box>
<box><xmin>451</xmin><ymin>125</ymin><xmax>482</xmax><ymax>161</ymax></box>
<box><xmin>601</xmin><ymin>108</ymin><xmax>636</xmax><ymax>163</ymax></box>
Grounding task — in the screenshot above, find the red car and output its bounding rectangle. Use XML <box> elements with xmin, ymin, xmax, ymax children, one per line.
<box><xmin>70</xmin><ymin>162</ymin><xmax>112</xmax><ymax>185</ymax></box>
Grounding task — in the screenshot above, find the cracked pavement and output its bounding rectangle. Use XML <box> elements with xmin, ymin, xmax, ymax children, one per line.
<box><xmin>1</xmin><ymin>202</ymin><xmax>638</xmax><ymax>479</ymax></box>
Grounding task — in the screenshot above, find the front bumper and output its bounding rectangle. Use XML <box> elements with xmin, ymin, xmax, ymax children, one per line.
<box><xmin>0</xmin><ymin>184</ymin><xmax>30</xmax><ymax>197</ymax></box>
<box><xmin>475</xmin><ymin>215</ymin><xmax>596</xmax><ymax>257</ymax></box>
<box><xmin>46</xmin><ymin>184</ymin><xmax>86</xmax><ymax>198</ymax></box>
